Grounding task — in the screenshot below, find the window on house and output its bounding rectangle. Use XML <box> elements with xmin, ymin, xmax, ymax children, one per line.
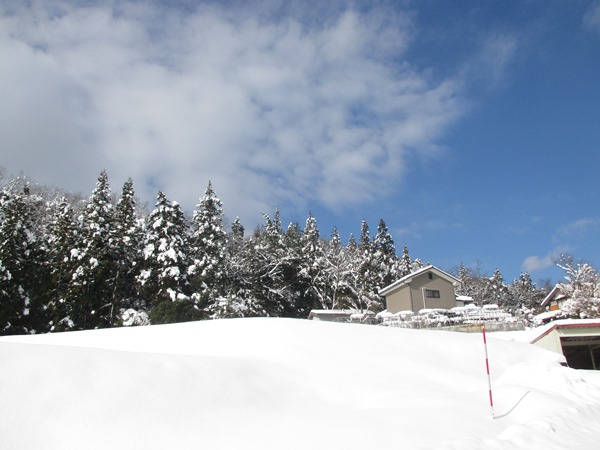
<box><xmin>425</xmin><ymin>289</ymin><xmax>440</xmax><ymax>298</ymax></box>
<box><xmin>428</xmin><ymin>272</ymin><xmax>433</xmax><ymax>280</ymax></box>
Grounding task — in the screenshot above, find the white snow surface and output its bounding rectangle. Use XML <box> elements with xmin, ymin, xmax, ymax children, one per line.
<box><xmin>1</xmin><ymin>318</ymin><xmax>600</xmax><ymax>449</ymax></box>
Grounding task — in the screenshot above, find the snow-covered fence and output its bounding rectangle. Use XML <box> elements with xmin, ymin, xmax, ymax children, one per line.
<box><xmin>378</xmin><ymin>305</ymin><xmax>526</xmax><ymax>331</ymax></box>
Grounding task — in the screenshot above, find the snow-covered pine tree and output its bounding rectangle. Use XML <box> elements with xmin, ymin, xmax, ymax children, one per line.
<box><xmin>189</xmin><ymin>182</ymin><xmax>228</xmax><ymax>314</ymax></box>
<box><xmin>44</xmin><ymin>197</ymin><xmax>80</xmax><ymax>331</ymax></box>
<box><xmin>482</xmin><ymin>268</ymin><xmax>512</xmax><ymax>307</ymax></box>
<box><xmin>355</xmin><ymin>219</ymin><xmax>381</xmax><ymax>311</ymax></box>
<box><xmin>456</xmin><ymin>263</ymin><xmax>472</xmax><ymax>297</ymax></box>
<box><xmin>223</xmin><ymin>219</ymin><xmax>273</xmax><ymax>318</ymax></box>
<box><xmin>279</xmin><ymin>220</ymin><xmax>310</xmax><ymax>316</ymax></box>
<box><xmin>231</xmin><ymin>217</ymin><xmax>245</xmax><ymax>243</ymax></box>
<box><xmin>341</xmin><ymin>232</ymin><xmax>363</xmax><ymax>310</ymax></box>
<box><xmin>322</xmin><ymin>227</ymin><xmax>355</xmax><ymax>310</ymax></box>
<box><xmin>373</xmin><ymin>219</ymin><xmax>400</xmax><ymax>290</ymax></box>
<box><xmin>223</xmin><ymin>217</ymin><xmax>246</xmax><ymax>303</ymax></box>
<box><xmin>110</xmin><ymin>178</ymin><xmax>144</xmax><ymax>324</ymax></box>
<box><xmin>298</xmin><ymin>212</ymin><xmax>327</xmax><ymax>313</ymax></box>
<box><xmin>219</xmin><ymin>217</ymin><xmax>250</xmax><ymax>312</ymax></box>
<box><xmin>398</xmin><ymin>244</ymin><xmax>412</xmax><ymax>277</ymax></box>
<box><xmin>509</xmin><ymin>272</ymin><xmax>546</xmax><ymax>318</ymax></box>
<box><xmin>268</xmin><ymin>207</ymin><xmax>283</xmax><ymax>246</ymax></box>
<box><xmin>249</xmin><ymin>210</ymin><xmax>290</xmax><ymax>316</ymax></box>
<box><xmin>139</xmin><ymin>191</ymin><xmax>195</xmax><ymax>323</ymax></box>
<box><xmin>68</xmin><ymin>170</ymin><xmax>116</xmax><ymax>329</ymax></box>
<box><xmin>0</xmin><ymin>185</ymin><xmax>43</xmax><ymax>334</ymax></box>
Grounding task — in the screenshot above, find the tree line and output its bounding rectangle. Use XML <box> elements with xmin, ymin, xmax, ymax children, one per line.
<box><xmin>0</xmin><ymin>170</ymin><xmax>556</xmax><ymax>335</ymax></box>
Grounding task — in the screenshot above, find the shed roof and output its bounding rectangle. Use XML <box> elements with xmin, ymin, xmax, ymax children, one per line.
<box><xmin>530</xmin><ymin>319</ymin><xmax>600</xmax><ymax>344</ymax></box>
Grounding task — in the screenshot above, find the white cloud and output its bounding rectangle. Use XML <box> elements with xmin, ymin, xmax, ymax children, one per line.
<box><xmin>556</xmin><ymin>218</ymin><xmax>600</xmax><ymax>238</ymax></box>
<box><xmin>521</xmin><ymin>246</ymin><xmax>571</xmax><ymax>274</ymax></box>
<box><xmin>522</xmin><ymin>255</ymin><xmax>555</xmax><ymax>274</ymax></box>
<box><xmin>0</xmin><ymin>1</ymin><xmax>466</xmax><ymax>225</ymax></box>
<box><xmin>583</xmin><ymin>2</ymin><xmax>600</xmax><ymax>35</ymax></box>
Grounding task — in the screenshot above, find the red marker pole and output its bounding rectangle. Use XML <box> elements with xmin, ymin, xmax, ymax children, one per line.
<box><xmin>482</xmin><ymin>326</ymin><xmax>495</xmax><ymax>419</ymax></box>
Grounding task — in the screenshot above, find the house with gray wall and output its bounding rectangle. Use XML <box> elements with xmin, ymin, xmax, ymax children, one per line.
<box><xmin>380</xmin><ymin>265</ymin><xmax>460</xmax><ymax>314</ymax></box>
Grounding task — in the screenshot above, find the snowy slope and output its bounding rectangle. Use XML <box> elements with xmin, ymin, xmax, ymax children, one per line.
<box><xmin>1</xmin><ymin>318</ymin><xmax>600</xmax><ymax>449</ymax></box>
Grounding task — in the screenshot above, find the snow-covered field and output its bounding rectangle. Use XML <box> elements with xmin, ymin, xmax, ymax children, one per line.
<box><xmin>2</xmin><ymin>318</ymin><xmax>600</xmax><ymax>449</ymax></box>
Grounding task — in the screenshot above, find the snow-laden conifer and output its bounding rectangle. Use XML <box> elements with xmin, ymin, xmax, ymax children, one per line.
<box><xmin>110</xmin><ymin>178</ymin><xmax>145</xmax><ymax>323</ymax></box>
<box><xmin>323</xmin><ymin>226</ymin><xmax>355</xmax><ymax>310</ymax></box>
<box><xmin>189</xmin><ymin>182</ymin><xmax>228</xmax><ymax>309</ymax></box>
<box><xmin>138</xmin><ymin>191</ymin><xmax>191</xmax><ymax>313</ymax></box>
<box><xmin>398</xmin><ymin>244</ymin><xmax>412</xmax><ymax>277</ymax></box>
<box><xmin>373</xmin><ymin>219</ymin><xmax>400</xmax><ymax>290</ymax></box>
<box><xmin>0</xmin><ymin>186</ymin><xmax>42</xmax><ymax>334</ymax></box>
<box><xmin>68</xmin><ymin>170</ymin><xmax>116</xmax><ymax>329</ymax></box>
<box><xmin>44</xmin><ymin>197</ymin><xmax>80</xmax><ymax>331</ymax></box>
<box><xmin>355</xmin><ymin>219</ymin><xmax>381</xmax><ymax>311</ymax></box>
<box><xmin>299</xmin><ymin>212</ymin><xmax>327</xmax><ymax>312</ymax></box>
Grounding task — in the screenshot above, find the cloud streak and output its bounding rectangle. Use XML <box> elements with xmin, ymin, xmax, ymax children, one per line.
<box><xmin>0</xmin><ymin>1</ymin><xmax>467</xmax><ymax>224</ymax></box>
<box><xmin>583</xmin><ymin>1</ymin><xmax>600</xmax><ymax>35</ymax></box>
<box><xmin>556</xmin><ymin>218</ymin><xmax>600</xmax><ymax>238</ymax></box>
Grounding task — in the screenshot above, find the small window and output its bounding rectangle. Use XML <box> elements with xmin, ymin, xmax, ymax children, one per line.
<box><xmin>428</xmin><ymin>272</ymin><xmax>433</xmax><ymax>280</ymax></box>
<box><xmin>425</xmin><ymin>289</ymin><xmax>440</xmax><ymax>298</ymax></box>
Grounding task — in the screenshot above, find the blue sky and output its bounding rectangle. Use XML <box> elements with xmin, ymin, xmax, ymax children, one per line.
<box><xmin>1</xmin><ymin>0</ymin><xmax>599</xmax><ymax>284</ymax></box>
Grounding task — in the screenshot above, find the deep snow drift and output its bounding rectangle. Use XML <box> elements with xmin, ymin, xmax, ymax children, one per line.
<box><xmin>2</xmin><ymin>318</ymin><xmax>600</xmax><ymax>449</ymax></box>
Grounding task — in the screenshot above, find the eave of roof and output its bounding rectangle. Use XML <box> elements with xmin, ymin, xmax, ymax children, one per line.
<box><xmin>379</xmin><ymin>265</ymin><xmax>460</xmax><ymax>295</ymax></box>
<box><xmin>530</xmin><ymin>319</ymin><xmax>600</xmax><ymax>344</ymax></box>
<box><xmin>540</xmin><ymin>285</ymin><xmax>561</xmax><ymax>307</ymax></box>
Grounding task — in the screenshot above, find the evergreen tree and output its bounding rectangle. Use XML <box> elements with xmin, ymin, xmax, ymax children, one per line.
<box><xmin>110</xmin><ymin>178</ymin><xmax>144</xmax><ymax>323</ymax></box>
<box><xmin>231</xmin><ymin>217</ymin><xmax>245</xmax><ymax>243</ymax></box>
<box><xmin>0</xmin><ymin>187</ymin><xmax>42</xmax><ymax>334</ymax></box>
<box><xmin>398</xmin><ymin>244</ymin><xmax>412</xmax><ymax>277</ymax></box>
<box><xmin>236</xmin><ymin>213</ymin><xmax>287</xmax><ymax>317</ymax></box>
<box><xmin>68</xmin><ymin>170</ymin><xmax>115</xmax><ymax>329</ymax></box>
<box><xmin>456</xmin><ymin>263</ymin><xmax>472</xmax><ymax>297</ymax></box>
<box><xmin>323</xmin><ymin>226</ymin><xmax>355</xmax><ymax>310</ymax></box>
<box><xmin>299</xmin><ymin>212</ymin><xmax>327</xmax><ymax>312</ymax></box>
<box><xmin>482</xmin><ymin>268</ymin><xmax>511</xmax><ymax>307</ymax></box>
<box><xmin>509</xmin><ymin>272</ymin><xmax>546</xmax><ymax>318</ymax></box>
<box><xmin>373</xmin><ymin>219</ymin><xmax>400</xmax><ymax>289</ymax></box>
<box><xmin>138</xmin><ymin>192</ymin><xmax>193</xmax><ymax>322</ymax></box>
<box><xmin>189</xmin><ymin>182</ymin><xmax>228</xmax><ymax>312</ymax></box>
<box><xmin>44</xmin><ymin>197</ymin><xmax>80</xmax><ymax>331</ymax></box>
<box><xmin>237</xmin><ymin>229</ymin><xmax>275</xmax><ymax>317</ymax></box>
<box><xmin>280</xmin><ymin>220</ymin><xmax>305</xmax><ymax>316</ymax></box>
<box><xmin>210</xmin><ymin>217</ymin><xmax>263</xmax><ymax>319</ymax></box>
<box><xmin>355</xmin><ymin>220</ymin><xmax>381</xmax><ymax>311</ymax></box>
<box><xmin>347</xmin><ymin>233</ymin><xmax>357</xmax><ymax>252</ymax></box>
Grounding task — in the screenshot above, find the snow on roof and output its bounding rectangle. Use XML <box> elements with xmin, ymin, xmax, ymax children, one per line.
<box><xmin>530</xmin><ymin>318</ymin><xmax>600</xmax><ymax>344</ymax></box>
<box><xmin>379</xmin><ymin>265</ymin><xmax>460</xmax><ymax>295</ymax></box>
<box><xmin>535</xmin><ymin>310</ymin><xmax>561</xmax><ymax>321</ymax></box>
<box><xmin>540</xmin><ymin>284</ymin><xmax>569</xmax><ymax>307</ymax></box>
